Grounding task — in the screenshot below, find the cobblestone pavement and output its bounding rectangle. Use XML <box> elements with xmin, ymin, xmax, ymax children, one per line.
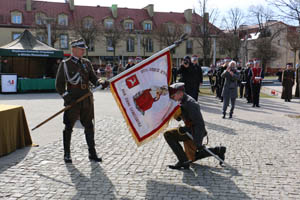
<box><xmin>1</xmin><ymin>93</ymin><xmax>300</xmax><ymax>200</ymax></box>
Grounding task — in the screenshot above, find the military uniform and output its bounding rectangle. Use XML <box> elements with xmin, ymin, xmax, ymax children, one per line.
<box><xmin>244</xmin><ymin>64</ymin><xmax>253</xmax><ymax>103</ymax></box>
<box><xmin>164</xmin><ymin>83</ymin><xmax>226</xmax><ymax>169</ymax></box>
<box><xmin>56</xmin><ymin>39</ymin><xmax>107</xmax><ymax>163</ymax></box>
<box><xmin>249</xmin><ymin>61</ymin><xmax>264</xmax><ymax>107</ymax></box>
<box><xmin>281</xmin><ymin>64</ymin><xmax>295</xmax><ymax>102</ymax></box>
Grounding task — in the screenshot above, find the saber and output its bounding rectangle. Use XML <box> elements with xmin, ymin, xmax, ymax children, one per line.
<box><xmin>31</xmin><ymin>84</ymin><xmax>103</xmax><ymax>131</ymax></box>
<box><xmin>184</xmin><ymin>131</ymin><xmax>228</xmax><ymax>166</ymax></box>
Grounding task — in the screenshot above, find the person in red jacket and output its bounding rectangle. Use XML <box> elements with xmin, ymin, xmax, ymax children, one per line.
<box><xmin>133</xmin><ymin>86</ymin><xmax>168</xmax><ymax>115</ymax></box>
<box><xmin>248</xmin><ymin>59</ymin><xmax>264</xmax><ymax>107</ymax></box>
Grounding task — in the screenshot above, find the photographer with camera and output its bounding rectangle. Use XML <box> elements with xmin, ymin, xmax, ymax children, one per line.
<box><xmin>177</xmin><ymin>55</ymin><xmax>203</xmax><ymax>101</ymax></box>
<box><xmin>221</xmin><ymin>61</ymin><xmax>240</xmax><ymax>119</ymax></box>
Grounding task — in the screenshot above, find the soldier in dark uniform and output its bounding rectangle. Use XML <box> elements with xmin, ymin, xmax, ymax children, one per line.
<box><xmin>56</xmin><ymin>39</ymin><xmax>109</xmax><ymax>163</ymax></box>
<box><xmin>177</xmin><ymin>55</ymin><xmax>203</xmax><ymax>101</ymax></box>
<box><xmin>295</xmin><ymin>65</ymin><xmax>300</xmax><ymax>98</ymax></box>
<box><xmin>164</xmin><ymin>83</ymin><xmax>226</xmax><ymax>170</ymax></box>
<box><xmin>245</xmin><ymin>60</ymin><xmax>254</xmax><ymax>103</ymax></box>
<box><xmin>281</xmin><ymin>63</ymin><xmax>295</xmax><ymax>102</ymax></box>
<box><xmin>249</xmin><ymin>59</ymin><xmax>264</xmax><ymax>107</ymax></box>
<box><xmin>215</xmin><ymin>60</ymin><xmax>224</xmax><ymax>99</ymax></box>
<box><xmin>237</xmin><ymin>63</ymin><xmax>245</xmax><ymax>98</ymax></box>
<box><xmin>208</xmin><ymin>64</ymin><xmax>217</xmax><ymax>94</ymax></box>
<box><xmin>125</xmin><ymin>58</ymin><xmax>135</xmax><ymax>70</ymax></box>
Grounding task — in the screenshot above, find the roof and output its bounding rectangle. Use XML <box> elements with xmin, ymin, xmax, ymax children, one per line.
<box><xmin>0</xmin><ymin>0</ymin><xmax>220</xmax><ymax>33</ymax></box>
<box><xmin>0</xmin><ymin>29</ymin><xmax>63</xmax><ymax>58</ymax></box>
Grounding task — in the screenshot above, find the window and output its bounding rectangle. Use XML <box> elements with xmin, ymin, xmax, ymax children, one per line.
<box><xmin>124</xmin><ymin>21</ymin><xmax>133</xmax><ymax>30</ymax></box>
<box><xmin>11</xmin><ymin>11</ymin><xmax>22</xmax><ymax>24</ymax></box>
<box><xmin>88</xmin><ymin>39</ymin><xmax>95</xmax><ymax>52</ymax></box>
<box><xmin>36</xmin><ymin>34</ymin><xmax>46</xmax><ymax>43</ymax></box>
<box><xmin>185</xmin><ymin>25</ymin><xmax>192</xmax><ymax>34</ymax></box>
<box><xmin>186</xmin><ymin>40</ymin><xmax>193</xmax><ymax>54</ymax></box>
<box><xmin>145</xmin><ymin>38</ymin><xmax>153</xmax><ymax>52</ymax></box>
<box><xmin>144</xmin><ymin>23</ymin><xmax>152</xmax><ymax>31</ymax></box>
<box><xmin>58</xmin><ymin>14</ymin><xmax>68</xmax><ymax>26</ymax></box>
<box><xmin>12</xmin><ymin>32</ymin><xmax>21</xmax><ymax>40</ymax></box>
<box><xmin>106</xmin><ymin>37</ymin><xmax>114</xmax><ymax>51</ymax></box>
<box><xmin>60</xmin><ymin>34</ymin><xmax>68</xmax><ymax>49</ymax></box>
<box><xmin>36</xmin><ymin>12</ymin><xmax>46</xmax><ymax>25</ymax></box>
<box><xmin>105</xmin><ymin>20</ymin><xmax>114</xmax><ymax>29</ymax></box>
<box><xmin>167</xmin><ymin>24</ymin><xmax>175</xmax><ymax>33</ymax></box>
<box><xmin>127</xmin><ymin>37</ymin><xmax>135</xmax><ymax>52</ymax></box>
<box><xmin>83</xmin><ymin>17</ymin><xmax>93</xmax><ymax>29</ymax></box>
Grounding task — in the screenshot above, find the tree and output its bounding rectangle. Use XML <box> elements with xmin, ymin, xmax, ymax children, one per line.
<box><xmin>194</xmin><ymin>0</ymin><xmax>220</xmax><ymax>66</ymax></box>
<box><xmin>34</xmin><ymin>17</ymin><xmax>64</xmax><ymax>47</ymax></box>
<box><xmin>153</xmin><ymin>23</ymin><xmax>184</xmax><ymax>54</ymax></box>
<box><xmin>287</xmin><ymin>27</ymin><xmax>300</xmax><ymax>67</ymax></box>
<box><xmin>219</xmin><ymin>8</ymin><xmax>244</xmax><ymax>60</ymax></box>
<box><xmin>267</xmin><ymin>0</ymin><xmax>300</xmax><ymax>25</ymax></box>
<box><xmin>73</xmin><ymin>17</ymin><xmax>102</xmax><ymax>57</ymax></box>
<box><xmin>248</xmin><ymin>5</ymin><xmax>282</xmax><ymax>70</ymax></box>
<box><xmin>102</xmin><ymin>23</ymin><xmax>124</xmax><ymax>63</ymax></box>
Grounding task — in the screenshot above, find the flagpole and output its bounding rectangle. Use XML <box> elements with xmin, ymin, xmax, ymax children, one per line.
<box><xmin>110</xmin><ymin>34</ymin><xmax>188</xmax><ymax>82</ymax></box>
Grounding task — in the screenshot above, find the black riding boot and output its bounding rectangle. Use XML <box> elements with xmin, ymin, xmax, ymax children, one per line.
<box><xmin>85</xmin><ymin>131</ymin><xmax>102</xmax><ymax>162</ymax></box>
<box><xmin>222</xmin><ymin>112</ymin><xmax>226</xmax><ymax>119</ymax></box>
<box><xmin>63</xmin><ymin>130</ymin><xmax>72</xmax><ymax>163</ymax></box>
<box><xmin>195</xmin><ymin>146</ymin><xmax>226</xmax><ymax>166</ymax></box>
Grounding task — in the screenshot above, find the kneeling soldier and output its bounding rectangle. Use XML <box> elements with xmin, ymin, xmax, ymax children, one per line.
<box><xmin>56</xmin><ymin>39</ymin><xmax>109</xmax><ymax>163</ymax></box>
<box><xmin>164</xmin><ymin>82</ymin><xmax>226</xmax><ymax>169</ymax></box>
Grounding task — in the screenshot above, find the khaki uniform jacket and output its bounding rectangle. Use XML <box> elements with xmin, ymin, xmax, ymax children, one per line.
<box><xmin>56</xmin><ymin>57</ymin><xmax>99</xmax><ymax>99</ymax></box>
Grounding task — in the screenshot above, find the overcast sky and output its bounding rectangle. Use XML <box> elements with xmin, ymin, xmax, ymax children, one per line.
<box><xmin>38</xmin><ymin>0</ymin><xmax>271</xmax><ymax>26</ymax></box>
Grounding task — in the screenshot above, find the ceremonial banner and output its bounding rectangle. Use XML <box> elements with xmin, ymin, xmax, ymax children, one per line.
<box><xmin>110</xmin><ymin>51</ymin><xmax>179</xmax><ymax>146</ymax></box>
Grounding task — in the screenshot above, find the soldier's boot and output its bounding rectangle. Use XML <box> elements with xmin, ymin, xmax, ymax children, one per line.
<box><xmin>222</xmin><ymin>112</ymin><xmax>226</xmax><ymax>119</ymax></box>
<box><xmin>168</xmin><ymin>161</ymin><xmax>190</xmax><ymax>170</ymax></box>
<box><xmin>63</xmin><ymin>130</ymin><xmax>72</xmax><ymax>163</ymax></box>
<box><xmin>195</xmin><ymin>146</ymin><xmax>226</xmax><ymax>166</ymax></box>
<box><xmin>85</xmin><ymin>131</ymin><xmax>102</xmax><ymax>162</ymax></box>
<box><xmin>229</xmin><ymin>111</ymin><xmax>233</xmax><ymax>118</ymax></box>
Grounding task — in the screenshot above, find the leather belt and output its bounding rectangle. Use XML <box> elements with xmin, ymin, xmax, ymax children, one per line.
<box><xmin>68</xmin><ymin>83</ymin><xmax>88</xmax><ymax>90</ymax></box>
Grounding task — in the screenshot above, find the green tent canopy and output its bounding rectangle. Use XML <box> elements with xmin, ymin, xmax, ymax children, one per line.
<box><xmin>0</xmin><ymin>30</ymin><xmax>63</xmax><ymax>58</ymax></box>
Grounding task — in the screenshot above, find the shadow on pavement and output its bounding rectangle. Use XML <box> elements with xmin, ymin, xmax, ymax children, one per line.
<box><xmin>145</xmin><ymin>164</ymin><xmax>250</xmax><ymax>199</ymax></box>
<box><xmin>233</xmin><ymin>118</ymin><xmax>287</xmax><ymax>132</ymax></box>
<box><xmin>0</xmin><ymin>147</ymin><xmax>31</xmax><ymax>174</ymax></box>
<box><xmin>205</xmin><ymin>121</ymin><xmax>237</xmax><ymax>135</ymax></box>
<box><xmin>65</xmin><ymin>162</ymin><xmax>130</xmax><ymax>200</ymax></box>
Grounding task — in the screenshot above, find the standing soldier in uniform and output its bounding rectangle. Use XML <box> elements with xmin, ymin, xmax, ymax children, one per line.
<box><xmin>295</xmin><ymin>64</ymin><xmax>300</xmax><ymax>98</ymax></box>
<box><xmin>281</xmin><ymin>63</ymin><xmax>295</xmax><ymax>102</ymax></box>
<box><xmin>56</xmin><ymin>39</ymin><xmax>109</xmax><ymax>163</ymax></box>
<box><xmin>244</xmin><ymin>60</ymin><xmax>253</xmax><ymax>103</ymax></box>
<box><xmin>164</xmin><ymin>82</ymin><xmax>226</xmax><ymax>169</ymax></box>
<box><xmin>249</xmin><ymin>59</ymin><xmax>264</xmax><ymax>107</ymax></box>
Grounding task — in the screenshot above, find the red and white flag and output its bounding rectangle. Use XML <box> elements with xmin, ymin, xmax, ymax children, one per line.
<box><xmin>110</xmin><ymin>51</ymin><xmax>179</xmax><ymax>146</ymax></box>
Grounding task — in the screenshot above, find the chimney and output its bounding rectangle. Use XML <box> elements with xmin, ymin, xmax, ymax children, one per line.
<box><xmin>143</xmin><ymin>4</ymin><xmax>154</xmax><ymax>18</ymax></box>
<box><xmin>69</xmin><ymin>0</ymin><xmax>74</xmax><ymax>11</ymax></box>
<box><xmin>26</xmin><ymin>0</ymin><xmax>32</xmax><ymax>12</ymax></box>
<box><xmin>111</xmin><ymin>4</ymin><xmax>118</xmax><ymax>18</ymax></box>
<box><xmin>184</xmin><ymin>9</ymin><xmax>192</xmax><ymax>23</ymax></box>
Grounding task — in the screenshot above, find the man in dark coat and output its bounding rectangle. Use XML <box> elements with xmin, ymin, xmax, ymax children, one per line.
<box><xmin>125</xmin><ymin>58</ymin><xmax>135</xmax><ymax>70</ymax></box>
<box><xmin>281</xmin><ymin>63</ymin><xmax>295</xmax><ymax>102</ymax></box>
<box><xmin>164</xmin><ymin>82</ymin><xmax>226</xmax><ymax>169</ymax></box>
<box><xmin>249</xmin><ymin>59</ymin><xmax>264</xmax><ymax>107</ymax></box>
<box><xmin>295</xmin><ymin>65</ymin><xmax>300</xmax><ymax>98</ymax></box>
<box><xmin>245</xmin><ymin>60</ymin><xmax>254</xmax><ymax>103</ymax></box>
<box><xmin>56</xmin><ymin>39</ymin><xmax>109</xmax><ymax>163</ymax></box>
<box><xmin>177</xmin><ymin>55</ymin><xmax>203</xmax><ymax>101</ymax></box>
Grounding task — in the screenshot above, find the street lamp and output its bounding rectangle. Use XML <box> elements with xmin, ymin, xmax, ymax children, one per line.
<box><xmin>43</xmin><ymin>17</ymin><xmax>56</xmax><ymax>46</ymax></box>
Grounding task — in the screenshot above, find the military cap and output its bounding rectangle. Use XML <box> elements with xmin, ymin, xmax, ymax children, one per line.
<box><xmin>224</xmin><ymin>57</ymin><xmax>231</xmax><ymax>62</ymax></box>
<box><xmin>286</xmin><ymin>63</ymin><xmax>293</xmax><ymax>66</ymax></box>
<box><xmin>184</xmin><ymin>56</ymin><xmax>191</xmax><ymax>62</ymax></box>
<box><xmin>168</xmin><ymin>82</ymin><xmax>185</xmax><ymax>97</ymax></box>
<box><xmin>70</xmin><ymin>38</ymin><xmax>88</xmax><ymax>49</ymax></box>
<box><xmin>253</xmin><ymin>58</ymin><xmax>260</xmax><ymax>64</ymax></box>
